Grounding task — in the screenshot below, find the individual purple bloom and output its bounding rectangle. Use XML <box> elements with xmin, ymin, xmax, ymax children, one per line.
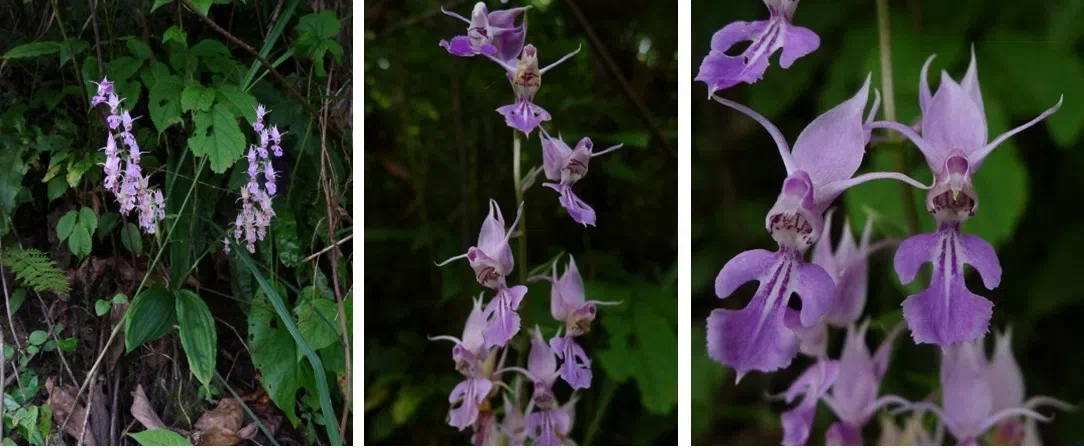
<box><xmin>538</xmin><ymin>128</ymin><xmax>623</xmax><ymax>226</ymax></box>
<box><xmin>818</xmin><ymin>322</ymin><xmax>909</xmax><ymax>445</ymax></box>
<box><xmin>432</xmin><ymin>295</ymin><xmax>497</xmax><ymax>431</ymax></box>
<box><xmin>867</xmin><ymin>51</ymin><xmax>1062</xmax><ymax>346</ymax></box>
<box><xmin>901</xmin><ymin>334</ymin><xmax>1065</xmax><ymax>445</ymax></box>
<box><xmin>438</xmin><ymin>200</ymin><xmax>523</xmax><ymax>289</ymax></box>
<box><xmin>91</xmin><ymin>76</ymin><xmax>114</xmax><ymax>106</ymax></box>
<box><xmin>546</xmin><ymin>255</ymin><xmax>619</xmax><ymax>336</ymax></box>
<box><xmin>500</xmin><ymin>394</ymin><xmax>528</xmax><ymax>446</ymax></box>
<box><xmin>780</xmin><ymin>359</ymin><xmax>839</xmax><ymax>445</ymax></box>
<box><xmin>708</xmin><ymin>77</ymin><xmax>928</xmax><ymax>380</ymax></box>
<box><xmin>486</xmin><ymin>44</ymin><xmax>581</xmax><ymax>136</ymax></box>
<box><xmin>525</xmin><ymin>406</ymin><xmax>572</xmax><ymax>446</ymax></box>
<box><xmin>984</xmin><ymin>328</ymin><xmax>1075</xmax><ymax>445</ymax></box>
<box><xmin>440</xmin><ymin>2</ymin><xmax>528</xmax><ymax>62</ymax></box>
<box><xmin>695</xmin><ymin>0</ymin><xmax>819</xmax><ymax>96</ymax></box>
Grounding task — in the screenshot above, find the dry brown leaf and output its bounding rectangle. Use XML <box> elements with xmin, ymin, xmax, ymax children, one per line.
<box><xmin>130</xmin><ymin>385</ymin><xmax>167</xmax><ymax>430</ymax></box>
<box><xmin>45</xmin><ymin>377</ymin><xmax>97</xmax><ymax>445</ymax></box>
<box><xmin>193</xmin><ymin>398</ymin><xmax>257</xmax><ymax>446</ymax></box>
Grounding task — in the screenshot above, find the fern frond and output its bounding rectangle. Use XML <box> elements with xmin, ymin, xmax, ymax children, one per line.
<box><xmin>1</xmin><ymin>248</ymin><xmax>71</xmax><ymax>294</ymax></box>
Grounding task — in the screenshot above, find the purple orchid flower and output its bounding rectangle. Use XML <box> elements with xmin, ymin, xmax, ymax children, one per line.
<box><xmin>901</xmin><ymin>333</ymin><xmax>1069</xmax><ymax>445</ymax></box>
<box><xmin>869</xmin><ymin>51</ymin><xmax>1063</xmax><ymax>346</ymax></box>
<box><xmin>431</xmin><ymin>295</ymin><xmax>496</xmax><ymax>431</ymax></box>
<box><xmin>538</xmin><ymin>128</ymin><xmax>623</xmax><ymax>226</ymax></box>
<box><xmin>497</xmin><ymin>327</ymin><xmax>579</xmax><ymax>445</ymax></box>
<box><xmin>500</xmin><ymin>393</ymin><xmax>528</xmax><ymax>446</ymax></box>
<box><xmin>696</xmin><ymin>0</ymin><xmax>819</xmax><ymax>96</ymax></box>
<box><xmin>797</xmin><ymin>211</ymin><xmax>895</xmax><ymax>356</ymax></box>
<box><xmin>436</xmin><ymin>200</ymin><xmax>528</xmax><ymax>348</ymax></box>
<box><xmin>781</xmin><ymin>321</ymin><xmax>908</xmax><ymax>445</ymax></box>
<box><xmin>525</xmin><ymin>396</ymin><xmax>577</xmax><ymax>446</ymax></box>
<box><xmin>780</xmin><ymin>359</ymin><xmax>839</xmax><ymax>445</ymax></box>
<box><xmin>708</xmin><ymin>76</ymin><xmax>929</xmax><ymax>380</ymax></box>
<box><xmin>440</xmin><ymin>2</ymin><xmax>529</xmax><ymax>63</ymax></box>
<box><xmin>485</xmin><ymin>43</ymin><xmax>581</xmax><ymax>136</ymax></box>
<box><xmin>985</xmin><ymin>329</ymin><xmax>1075</xmax><ymax>445</ymax></box>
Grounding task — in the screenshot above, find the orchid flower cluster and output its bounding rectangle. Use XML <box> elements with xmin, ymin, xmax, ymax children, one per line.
<box><xmin>701</xmin><ymin>0</ymin><xmax>1071</xmax><ymax>444</ymax></box>
<box><xmin>433</xmin><ymin>2</ymin><xmax>624</xmax><ymax>444</ymax></box>
<box><xmin>224</xmin><ymin>104</ymin><xmax>283</xmax><ymax>254</ymax></box>
<box><xmin>91</xmin><ymin>77</ymin><xmax>165</xmax><ymax>234</ymax></box>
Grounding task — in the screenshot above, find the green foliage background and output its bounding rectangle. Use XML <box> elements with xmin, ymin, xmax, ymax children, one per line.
<box><xmin>364</xmin><ymin>0</ymin><xmax>677</xmax><ymax>444</ymax></box>
<box><xmin>693</xmin><ymin>0</ymin><xmax>1084</xmax><ymax>445</ymax></box>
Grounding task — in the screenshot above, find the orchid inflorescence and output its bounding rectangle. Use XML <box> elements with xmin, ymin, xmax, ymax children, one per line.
<box><xmin>701</xmin><ymin>0</ymin><xmax>1072</xmax><ymax>445</ymax></box>
<box><xmin>432</xmin><ymin>2</ymin><xmax>625</xmax><ymax>444</ymax></box>
<box><xmin>92</xmin><ymin>77</ymin><xmax>165</xmax><ymax>235</ymax></box>
<box><xmin>224</xmin><ymin>104</ymin><xmax>284</xmax><ymax>254</ymax></box>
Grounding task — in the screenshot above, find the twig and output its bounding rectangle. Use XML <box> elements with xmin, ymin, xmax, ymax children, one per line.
<box><xmin>0</xmin><ymin>235</ymin><xmax>24</xmax><ymax>363</ymax></box>
<box><xmin>561</xmin><ymin>0</ymin><xmax>674</xmax><ymax>156</ymax></box>
<box><xmin>77</xmin><ymin>375</ymin><xmax>95</xmax><ymax>446</ymax></box>
<box><xmin>1</xmin><ymin>337</ymin><xmax>5</xmax><ymax>428</ymax></box>
<box><xmin>90</xmin><ymin>0</ymin><xmax>104</xmax><ymax>78</ymax></box>
<box><xmin>876</xmin><ymin>0</ymin><xmax>920</xmax><ymax>235</ymax></box>
<box><xmin>179</xmin><ymin>0</ymin><xmax>340</xmax><ymax>140</ymax></box>
<box><xmin>317</xmin><ymin>71</ymin><xmax>351</xmax><ymax>441</ymax></box>
<box><xmin>213</xmin><ymin>316</ymin><xmax>251</xmax><ymax>356</ymax></box>
<box><xmin>300</xmin><ymin>234</ymin><xmax>352</xmax><ymax>263</ymax></box>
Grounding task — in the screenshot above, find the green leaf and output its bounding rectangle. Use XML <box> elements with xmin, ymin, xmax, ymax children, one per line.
<box><xmin>27</xmin><ymin>330</ymin><xmax>47</xmax><ymax>346</ymax></box>
<box><xmin>66</xmin><ymin>158</ymin><xmax>94</xmax><ymax>188</ymax></box>
<box><xmin>8</xmin><ymin>289</ymin><xmax>25</xmax><ymax>314</ymax></box>
<box><xmin>112</xmin><ymin>293</ymin><xmax>129</xmax><ymax>305</ymax></box>
<box><xmin>148</xmin><ymin>74</ymin><xmax>185</xmax><ymax>134</ymax></box>
<box><xmin>78</xmin><ymin>207</ymin><xmax>98</xmax><ymax>235</ymax></box>
<box><xmin>126</xmin><ymin>39</ymin><xmax>154</xmax><ymax>60</ymax></box>
<box><xmin>129</xmin><ymin>429</ymin><xmax>192</xmax><ymax>446</ymax></box>
<box><xmin>214</xmin><ymin>84</ymin><xmax>258</xmax><ymax>125</ymax></box>
<box><xmin>26</xmin><ymin>345</ymin><xmax>39</xmax><ymax>355</ymax></box>
<box><xmin>0</xmin><ymin>149</ymin><xmax>27</xmax><ymax>213</ymax></box>
<box><xmin>125</xmin><ymin>285</ymin><xmax>176</xmax><ymax>352</ymax></box>
<box><xmin>95</xmin><ymin>300</ymin><xmax>111</xmax><ymax>316</ymax></box>
<box><xmin>294</xmin><ymin>11</ymin><xmax>342</xmax><ymax>77</ymax></box>
<box><xmin>162</xmin><ymin>26</ymin><xmax>187</xmax><ymax>47</ymax></box>
<box><xmin>2</xmin><ymin>42</ymin><xmax>63</xmax><ymax>59</ymax></box>
<box><xmin>181</xmin><ymin>84</ymin><xmax>215</xmax><ymax>112</ymax></box>
<box><xmin>295</xmin><ymin>288</ymin><xmax>340</xmax><ymax>359</ymax></box>
<box><xmin>68</xmin><ymin>223</ymin><xmax>92</xmax><ymax>258</ymax></box>
<box><xmin>121</xmin><ymin>223</ymin><xmax>143</xmax><ymax>254</ymax></box>
<box><xmin>58</xmin><ymin>338</ymin><xmax>77</xmax><ymax>352</ymax></box>
<box><xmin>249</xmin><ymin>287</ymin><xmax>306</xmax><ymax>427</ymax></box>
<box><xmin>175</xmin><ymin>289</ymin><xmax>217</xmax><ymax>386</ymax></box>
<box><xmin>56</xmin><ymin>211</ymin><xmax>77</xmax><ymax>242</ymax></box>
<box><xmin>97</xmin><ymin>212</ymin><xmax>119</xmax><ymax>239</ymax></box>
<box><xmin>46</xmin><ymin>176</ymin><xmax>67</xmax><ymax>202</ymax></box>
<box><xmin>273</xmin><ymin>209</ymin><xmax>302</xmax><ymax>268</ymax></box>
<box><xmin>188</xmin><ymin>105</ymin><xmax>246</xmax><ymax>173</ymax></box>
<box><xmin>107</xmin><ymin>56</ymin><xmax>143</xmax><ymax>83</ymax></box>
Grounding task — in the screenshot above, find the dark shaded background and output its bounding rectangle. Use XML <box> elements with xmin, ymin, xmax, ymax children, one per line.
<box><xmin>693</xmin><ymin>0</ymin><xmax>1084</xmax><ymax>445</ymax></box>
<box><xmin>364</xmin><ymin>0</ymin><xmax>677</xmax><ymax>444</ymax></box>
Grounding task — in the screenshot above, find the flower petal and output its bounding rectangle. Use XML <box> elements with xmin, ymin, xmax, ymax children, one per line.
<box><xmin>528</xmin><ymin>327</ymin><xmax>558</xmax><ymax>387</ymax></box>
<box><xmin>893</xmin><ymin>232</ymin><xmax>939</xmax><ymax>285</ymax></box>
<box><xmin>797</xmin><ymin>261</ymin><xmax>835</xmax><ymax>327</ymax></box>
<box><xmin>439</xmin><ymin>36</ymin><xmax>478</xmax><ymax>57</ymax></box>
<box><xmin>710</xmin><ymin>20</ymin><xmax>771</xmax><ymax>53</ymax></box>
<box><xmin>551</xmin><ymin>335</ymin><xmax>592</xmax><ymax>390</ymax></box>
<box><xmin>497</xmin><ymin>101</ymin><xmax>552</xmax><ymax>136</ymax></box>
<box><xmin>791</xmin><ymin>74</ymin><xmax>871</xmax><ymax>188</ymax></box>
<box><xmin>779</xmin><ymin>25</ymin><xmax>819</xmax><ymax>69</ymax></box>
<box><xmin>482</xmin><ymin>286</ymin><xmax>527</xmax><ymax>348</ymax></box>
<box><xmin>781</xmin><ymin>403</ymin><xmax>816</xmax><ymax>445</ymax></box>
<box><xmin>960</xmin><ymin>233</ymin><xmax>1001</xmax><ymax>290</ymax></box>
<box><xmin>715</xmin><ymin>248</ymin><xmax>779</xmax><ymax>299</ymax></box>
<box><xmin>922</xmin><ymin>72</ymin><xmax>988</xmax><ymax>157</ymax></box>
<box><xmin>825</xmin><ymin>421</ymin><xmax>863</xmax><ymax>445</ymax></box>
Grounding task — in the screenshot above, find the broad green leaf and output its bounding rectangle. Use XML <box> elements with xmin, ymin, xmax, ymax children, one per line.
<box><xmin>68</xmin><ymin>223</ymin><xmax>92</xmax><ymax>258</ymax></box>
<box><xmin>46</xmin><ymin>177</ymin><xmax>67</xmax><ymax>202</ymax></box>
<box><xmin>140</xmin><ymin>61</ymin><xmax>172</xmax><ymax>91</ymax></box>
<box><xmin>126</xmin><ymin>39</ymin><xmax>154</xmax><ymax>60</ymax></box>
<box><xmin>129</xmin><ymin>429</ymin><xmax>192</xmax><ymax>446</ymax></box>
<box><xmin>188</xmin><ymin>105</ymin><xmax>246</xmax><ymax>173</ymax></box>
<box><xmin>214</xmin><ymin>85</ymin><xmax>258</xmax><ymax>124</ymax></box>
<box><xmin>0</xmin><ymin>149</ymin><xmax>27</xmax><ymax>212</ymax></box>
<box><xmin>294</xmin><ymin>11</ymin><xmax>342</xmax><ymax>77</ymax></box>
<box><xmin>27</xmin><ymin>331</ymin><xmax>47</xmax><ymax>346</ymax></box>
<box><xmin>249</xmin><ymin>287</ymin><xmax>306</xmax><ymax>426</ymax></box>
<box><xmin>125</xmin><ymin>285</ymin><xmax>176</xmax><ymax>352</ymax></box>
<box><xmin>58</xmin><ymin>338</ymin><xmax>77</xmax><ymax>352</ymax></box>
<box><xmin>175</xmin><ymin>289</ymin><xmax>217</xmax><ymax>386</ymax></box>
<box><xmin>181</xmin><ymin>84</ymin><xmax>215</xmax><ymax>112</ymax></box>
<box><xmin>56</xmin><ymin>211</ymin><xmax>77</xmax><ymax>242</ymax></box>
<box><xmin>2</xmin><ymin>42</ymin><xmax>63</xmax><ymax>59</ymax></box>
<box><xmin>78</xmin><ymin>207</ymin><xmax>98</xmax><ymax>235</ymax></box>
<box><xmin>113</xmin><ymin>293</ymin><xmax>129</xmax><ymax>305</ymax></box>
<box><xmin>107</xmin><ymin>56</ymin><xmax>143</xmax><ymax>82</ymax></box>
<box><xmin>58</xmin><ymin>40</ymin><xmax>89</xmax><ymax>67</ymax></box>
<box><xmin>273</xmin><ymin>209</ymin><xmax>301</xmax><ymax>267</ymax></box>
<box><xmin>95</xmin><ymin>300</ymin><xmax>111</xmax><ymax>316</ymax></box>
<box><xmin>66</xmin><ymin>158</ymin><xmax>94</xmax><ymax>187</ymax></box>
<box><xmin>162</xmin><ymin>26</ymin><xmax>187</xmax><ymax>47</ymax></box>
<box><xmin>97</xmin><ymin>212</ymin><xmax>119</xmax><ymax>239</ymax></box>
<box><xmin>121</xmin><ymin>223</ymin><xmax>143</xmax><ymax>254</ymax></box>
<box><xmin>80</xmin><ymin>57</ymin><xmax>101</xmax><ymax>100</ymax></box>
<box><xmin>150</xmin><ymin>0</ymin><xmax>173</xmax><ymax>13</ymax></box>
<box><xmin>148</xmin><ymin>74</ymin><xmax>185</xmax><ymax>134</ymax></box>
<box><xmin>295</xmin><ymin>289</ymin><xmax>340</xmax><ymax>359</ymax></box>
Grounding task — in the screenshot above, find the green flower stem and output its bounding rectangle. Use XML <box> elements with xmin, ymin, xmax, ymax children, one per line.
<box><xmin>876</xmin><ymin>0</ymin><xmax>920</xmax><ymax>235</ymax></box>
<box><xmin>513</xmin><ymin>130</ymin><xmax>527</xmax><ymax>285</ymax></box>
